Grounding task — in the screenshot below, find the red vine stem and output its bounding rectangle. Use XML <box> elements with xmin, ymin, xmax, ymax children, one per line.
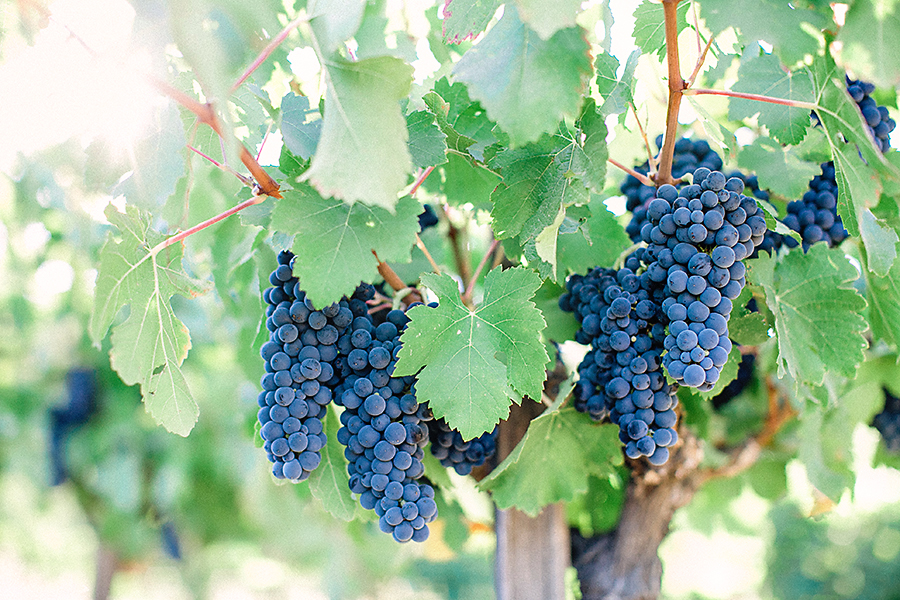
<box><xmin>657</xmin><ymin>0</ymin><xmax>686</xmax><ymax>186</ymax></box>
<box><xmin>462</xmin><ymin>238</ymin><xmax>500</xmax><ymax>304</ymax></box>
<box><xmin>230</xmin><ymin>14</ymin><xmax>307</xmax><ymax>93</ymax></box>
<box><xmin>686</xmin><ymin>34</ymin><xmax>716</xmax><ymax>88</ymax></box>
<box><xmin>608</xmin><ymin>158</ymin><xmax>655</xmax><ymax>187</ymax></box>
<box><xmin>150</xmin><ymin>195</ymin><xmax>267</xmax><ymax>256</ymax></box>
<box><xmin>683</xmin><ymin>88</ymin><xmax>817</xmax><ymax>109</ymax></box>
<box><xmin>409</xmin><ymin>166</ymin><xmax>435</xmax><ymax>196</ymax></box>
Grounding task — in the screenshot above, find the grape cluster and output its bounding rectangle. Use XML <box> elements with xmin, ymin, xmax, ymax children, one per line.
<box><xmin>418</xmin><ymin>204</ymin><xmax>439</xmax><ymax>230</ymax></box>
<box><xmin>641</xmin><ymin>169</ymin><xmax>766</xmax><ymax>391</ymax></box>
<box><xmin>258</xmin><ymin>250</ymin><xmax>360</xmax><ymax>482</ymax></box>
<box><xmin>847</xmin><ymin>77</ymin><xmax>896</xmax><ymax>153</ymax></box>
<box><xmin>781</xmin><ymin>162</ymin><xmax>847</xmax><ymax>250</ymax></box>
<box><xmin>334</xmin><ymin>308</ymin><xmax>437</xmax><ymax>543</ymax></box>
<box><xmin>428</xmin><ymin>417</ymin><xmax>497</xmax><ymax>475</ymax></box>
<box><xmin>560</xmin><ymin>260</ymin><xmax>679</xmax><ymax>466</ymax></box>
<box><xmin>872</xmin><ymin>388</ymin><xmax>900</xmax><ymax>452</ymax></box>
<box><xmin>622</xmin><ymin>136</ymin><xmax>724</xmax><ymax>242</ymax></box>
<box><xmin>48</xmin><ymin>368</ymin><xmax>98</xmax><ymax>485</ymax></box>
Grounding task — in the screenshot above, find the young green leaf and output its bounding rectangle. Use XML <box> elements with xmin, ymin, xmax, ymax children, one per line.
<box><xmin>442</xmin><ymin>0</ymin><xmax>501</xmax><ymax>44</ymax></box>
<box><xmin>479</xmin><ymin>409</ymin><xmax>622</xmax><ymax>516</ymax></box>
<box><xmin>394</xmin><ymin>267</ymin><xmax>548</xmax><ymax>439</ymax></box>
<box><xmin>406</xmin><ymin>110</ymin><xmax>449</xmax><ymax>168</ymax></box>
<box><xmin>90</xmin><ymin>205</ymin><xmax>210</xmax><ymax>436</ymax></box>
<box><xmin>861</xmin><ymin>246</ymin><xmax>900</xmax><ymax>354</ymax></box>
<box><xmin>632</xmin><ymin>0</ymin><xmax>688</xmax><ymax>58</ymax></box>
<box><xmin>594</xmin><ymin>50</ymin><xmax>640</xmax><ymax>120</ymax></box>
<box><xmin>750</xmin><ymin>244</ymin><xmax>867</xmax><ymax>388</ymax></box>
<box><xmin>571</xmin><ymin>98</ymin><xmax>608</xmax><ymax>194</ymax></box>
<box><xmin>423</xmin><ymin>78</ymin><xmax>498</xmax><ymax>160</ymax></box>
<box><xmin>302</xmin><ymin>56</ymin><xmax>414</xmax><ymax>211</ymax></box>
<box><xmin>453</xmin><ymin>5</ymin><xmax>591</xmax><ymax>146</ymax></box>
<box><xmin>556</xmin><ymin>196</ymin><xmax>630</xmax><ymax>281</ymax></box>
<box><xmin>270</xmin><ymin>186</ymin><xmax>421</xmax><ymax>307</ymax></box>
<box><xmin>737</xmin><ymin>136</ymin><xmax>821</xmax><ymax>200</ymax></box>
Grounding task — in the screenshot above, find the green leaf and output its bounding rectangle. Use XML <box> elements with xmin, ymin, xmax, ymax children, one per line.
<box><xmin>836</xmin><ymin>0</ymin><xmax>900</xmax><ymax>89</ymax></box>
<box><xmin>394</xmin><ymin>268</ymin><xmax>548</xmax><ymax>438</ymax></box>
<box><xmin>534</xmin><ymin>279</ymin><xmax>579</xmax><ymax>347</ymax></box>
<box><xmin>797</xmin><ymin>404</ymin><xmax>855</xmax><ymax>501</ymax></box>
<box><xmin>308</xmin><ymin>406</ymin><xmax>357</xmax><ymax>521</ymax></box>
<box><xmin>270</xmin><ymin>186</ymin><xmax>421</xmax><ymax>307</ymax></box>
<box><xmin>571</xmin><ymin>99</ymin><xmax>608</xmax><ymax>194</ymax></box>
<box><xmin>514</xmin><ymin>0</ymin><xmax>582</xmax><ymax>40</ymax></box>
<box><xmin>308</xmin><ymin>0</ymin><xmax>367</xmax><ymax>53</ymax></box>
<box><xmin>479</xmin><ymin>409</ymin><xmax>622</xmax><ymax>516</ymax></box>
<box><xmin>699</xmin><ymin>0</ymin><xmax>827</xmax><ymax>66</ymax></box>
<box><xmin>279</xmin><ymin>93</ymin><xmax>321</xmax><ymax>161</ymax></box>
<box><xmin>750</xmin><ymin>244</ymin><xmax>868</xmax><ymax>388</ymax></box>
<box><xmin>632</xmin><ymin>0</ymin><xmax>688</xmax><ymax>58</ymax></box>
<box><xmin>556</xmin><ymin>196</ymin><xmax>631</xmax><ymax>279</ymax></box>
<box><xmin>488</xmin><ymin>127</ymin><xmax>590</xmax><ymax>241</ymax></box>
<box><xmin>737</xmin><ymin>136</ymin><xmax>821</xmax><ymax>200</ymax></box>
<box><xmin>441</xmin><ymin>0</ymin><xmax>501</xmax><ymax>44</ymax></box>
<box><xmin>406</xmin><ymin>110</ymin><xmax>448</xmax><ymax>168</ymax></box>
<box><xmin>727</xmin><ymin>294</ymin><xmax>771</xmax><ymax>346</ymax></box>
<box><xmin>594</xmin><ymin>50</ymin><xmax>640</xmax><ymax>119</ymax></box>
<box><xmin>861</xmin><ymin>246</ymin><xmax>900</xmax><ymax>353</ymax></box>
<box><xmin>303</xmin><ymin>56</ymin><xmax>413</xmax><ymax>211</ymax></box>
<box><xmin>90</xmin><ymin>205</ymin><xmax>210</xmax><ymax>436</ymax></box>
<box><xmin>453</xmin><ymin>5</ymin><xmax>591</xmax><ymax>146</ymax></box>
<box><xmin>729</xmin><ymin>52</ymin><xmax>815</xmax><ymax>146</ymax></box>
<box><xmin>440</xmin><ymin>152</ymin><xmax>501</xmax><ymax>208</ymax></box>
<box><xmin>424</xmin><ymin>77</ymin><xmax>499</xmax><ymax>161</ymax></box>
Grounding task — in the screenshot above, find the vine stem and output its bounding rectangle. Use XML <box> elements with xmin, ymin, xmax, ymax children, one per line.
<box><xmin>608</xmin><ymin>158</ymin><xmax>655</xmax><ymax>187</ymax></box>
<box><xmin>683</xmin><ymin>88</ymin><xmax>818</xmax><ymax>109</ymax></box>
<box><xmin>149</xmin><ymin>194</ymin><xmax>266</xmax><ymax>256</ymax></box>
<box><xmin>408</xmin><ymin>166</ymin><xmax>435</xmax><ymax>196</ymax></box>
<box><xmin>462</xmin><ymin>238</ymin><xmax>500</xmax><ymax>304</ymax></box>
<box><xmin>686</xmin><ymin>34</ymin><xmax>716</xmax><ymax>88</ymax></box>
<box><xmin>230</xmin><ymin>14</ymin><xmax>307</xmax><ymax>94</ymax></box>
<box><xmin>372</xmin><ymin>250</ymin><xmax>422</xmax><ymax>304</ymax></box>
<box><xmin>657</xmin><ymin>0</ymin><xmax>686</xmax><ymax>186</ymax></box>
<box><xmin>416</xmin><ymin>233</ymin><xmax>442</xmax><ymax>274</ymax></box>
<box><xmin>630</xmin><ymin>103</ymin><xmax>656</xmax><ymax>169</ymax></box>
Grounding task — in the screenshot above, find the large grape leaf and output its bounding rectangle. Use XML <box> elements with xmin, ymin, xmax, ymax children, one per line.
<box><xmin>514</xmin><ymin>0</ymin><xmax>582</xmax><ymax>41</ymax></box>
<box><xmin>308</xmin><ymin>406</ymin><xmax>357</xmax><ymax>521</ymax></box>
<box><xmin>394</xmin><ymin>268</ymin><xmax>548</xmax><ymax>439</ymax></box>
<box><xmin>279</xmin><ymin>93</ymin><xmax>321</xmax><ymax>161</ymax></box>
<box><xmin>810</xmin><ymin>55</ymin><xmax>900</xmax><ymax>276</ymax></box>
<box><xmin>441</xmin><ymin>0</ymin><xmax>500</xmax><ymax>44</ymax></box>
<box><xmin>479</xmin><ymin>409</ymin><xmax>622</xmax><ymax>515</ymax></box>
<box><xmin>750</xmin><ymin>244</ymin><xmax>867</xmax><ymax>388</ymax></box>
<box><xmin>302</xmin><ymin>56</ymin><xmax>413</xmax><ymax>211</ymax></box>
<box><xmin>307</xmin><ymin>0</ymin><xmax>367</xmax><ymax>53</ymax></box>
<box><xmin>737</xmin><ymin>136</ymin><xmax>821</xmax><ymax>200</ymax></box>
<box><xmin>861</xmin><ymin>246</ymin><xmax>900</xmax><ymax>353</ymax></box>
<box><xmin>406</xmin><ymin>110</ymin><xmax>448</xmax><ymax>168</ymax></box>
<box><xmin>90</xmin><ymin>205</ymin><xmax>210</xmax><ymax>436</ymax></box>
<box><xmin>488</xmin><ymin>126</ymin><xmax>590</xmax><ymax>241</ymax></box>
<box><xmin>836</xmin><ymin>0</ymin><xmax>900</xmax><ymax>89</ymax></box>
<box><xmin>270</xmin><ymin>185</ymin><xmax>421</xmax><ymax>307</ymax></box>
<box><xmin>699</xmin><ymin>0</ymin><xmax>828</xmax><ymax>66</ymax></box>
<box><xmin>729</xmin><ymin>52</ymin><xmax>815</xmax><ymax>146</ymax></box>
<box><xmin>452</xmin><ymin>5</ymin><xmax>591</xmax><ymax>146</ymax></box>
<box><xmin>632</xmin><ymin>0</ymin><xmax>688</xmax><ymax>58</ymax></box>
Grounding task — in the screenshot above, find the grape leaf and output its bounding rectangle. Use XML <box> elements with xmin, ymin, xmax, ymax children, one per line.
<box><xmin>307</xmin><ymin>0</ymin><xmax>367</xmax><ymax>53</ymax></box>
<box><xmin>836</xmin><ymin>0</ymin><xmax>900</xmax><ymax>89</ymax></box>
<box><xmin>489</xmin><ymin>127</ymin><xmax>590</xmax><ymax>241</ymax></box>
<box><xmin>479</xmin><ymin>409</ymin><xmax>622</xmax><ymax>516</ymax></box>
<box><xmin>302</xmin><ymin>56</ymin><xmax>413</xmax><ymax>211</ymax></box>
<box><xmin>534</xmin><ymin>279</ymin><xmax>579</xmax><ymax>347</ymax></box>
<box><xmin>750</xmin><ymin>244</ymin><xmax>867</xmax><ymax>388</ymax></box>
<box><xmin>729</xmin><ymin>52</ymin><xmax>815</xmax><ymax>146</ymax></box>
<box><xmin>453</xmin><ymin>5</ymin><xmax>591</xmax><ymax>146</ymax></box>
<box><xmin>514</xmin><ymin>0</ymin><xmax>581</xmax><ymax>40</ymax></box>
<box><xmin>442</xmin><ymin>0</ymin><xmax>500</xmax><ymax>44</ymax></box>
<box><xmin>280</xmin><ymin>93</ymin><xmax>321</xmax><ymax>161</ymax></box>
<box><xmin>810</xmin><ymin>55</ymin><xmax>900</xmax><ymax>275</ymax></box>
<box><xmin>440</xmin><ymin>152</ymin><xmax>501</xmax><ymax>209</ymax></box>
<box><xmin>556</xmin><ymin>196</ymin><xmax>630</xmax><ymax>280</ymax></box>
<box><xmin>699</xmin><ymin>0</ymin><xmax>828</xmax><ymax>66</ymax></box>
<box><xmin>571</xmin><ymin>98</ymin><xmax>608</xmax><ymax>194</ymax></box>
<box><xmin>90</xmin><ymin>205</ymin><xmax>210</xmax><ymax>436</ymax></box>
<box><xmin>861</xmin><ymin>245</ymin><xmax>900</xmax><ymax>353</ymax></box>
<box><xmin>394</xmin><ymin>268</ymin><xmax>548</xmax><ymax>439</ymax></box>
<box><xmin>632</xmin><ymin>0</ymin><xmax>688</xmax><ymax>58</ymax></box>
<box><xmin>594</xmin><ymin>50</ymin><xmax>640</xmax><ymax>119</ymax></box>
<box><xmin>270</xmin><ymin>185</ymin><xmax>421</xmax><ymax>307</ymax></box>
<box><xmin>308</xmin><ymin>406</ymin><xmax>357</xmax><ymax>521</ymax></box>
<box><xmin>798</xmin><ymin>403</ymin><xmax>855</xmax><ymax>501</ymax></box>
<box><xmin>737</xmin><ymin>136</ymin><xmax>821</xmax><ymax>200</ymax></box>
<box><xmin>406</xmin><ymin>110</ymin><xmax>448</xmax><ymax>168</ymax></box>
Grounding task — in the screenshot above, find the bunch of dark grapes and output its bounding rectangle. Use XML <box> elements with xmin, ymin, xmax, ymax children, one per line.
<box><xmin>258</xmin><ymin>250</ymin><xmax>363</xmax><ymax>482</ymax></box>
<box><xmin>428</xmin><ymin>418</ymin><xmax>497</xmax><ymax>475</ymax></box>
<box><xmin>334</xmin><ymin>308</ymin><xmax>437</xmax><ymax>543</ymax></box>
<box><xmin>710</xmin><ymin>353</ymin><xmax>756</xmax><ymax>409</ymax></box>
<box><xmin>872</xmin><ymin>388</ymin><xmax>900</xmax><ymax>452</ymax></box>
<box><xmin>622</xmin><ymin>136</ymin><xmax>724</xmax><ymax>242</ymax></box>
<box><xmin>846</xmin><ymin>77</ymin><xmax>896</xmax><ymax>153</ymax></box>
<box><xmin>418</xmin><ymin>204</ymin><xmax>439</xmax><ymax>230</ymax></box>
<box><xmin>641</xmin><ymin>169</ymin><xmax>766</xmax><ymax>390</ymax></box>
<box><xmin>781</xmin><ymin>162</ymin><xmax>847</xmax><ymax>250</ymax></box>
<box><xmin>48</xmin><ymin>368</ymin><xmax>98</xmax><ymax>485</ymax></box>
<box><xmin>560</xmin><ymin>258</ymin><xmax>679</xmax><ymax>466</ymax></box>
